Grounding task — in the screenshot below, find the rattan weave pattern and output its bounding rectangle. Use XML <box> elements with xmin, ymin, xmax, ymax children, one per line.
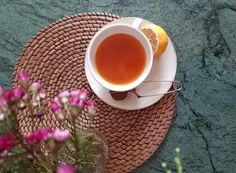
<box><xmin>12</xmin><ymin>12</ymin><xmax>176</xmax><ymax>173</ymax></box>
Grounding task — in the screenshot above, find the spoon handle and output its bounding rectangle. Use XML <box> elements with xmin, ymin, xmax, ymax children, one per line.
<box><xmin>136</xmin><ymin>80</ymin><xmax>182</xmax><ymax>97</ymax></box>
<box><xmin>110</xmin><ymin>81</ymin><xmax>182</xmax><ymax>100</ymax></box>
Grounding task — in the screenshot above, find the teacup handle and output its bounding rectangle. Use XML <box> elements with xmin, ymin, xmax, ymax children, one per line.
<box><xmin>131</xmin><ymin>18</ymin><xmax>143</xmax><ymax>29</ymax></box>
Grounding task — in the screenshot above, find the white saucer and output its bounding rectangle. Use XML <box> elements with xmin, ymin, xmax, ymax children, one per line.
<box><xmin>85</xmin><ymin>17</ymin><xmax>177</xmax><ymax>110</ymax></box>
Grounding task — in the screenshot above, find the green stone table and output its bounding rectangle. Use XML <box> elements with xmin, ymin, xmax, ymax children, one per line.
<box><xmin>0</xmin><ymin>0</ymin><xmax>235</xmax><ymax>172</ymax></box>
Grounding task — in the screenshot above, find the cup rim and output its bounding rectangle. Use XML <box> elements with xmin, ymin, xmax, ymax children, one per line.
<box><xmin>86</xmin><ymin>23</ymin><xmax>153</xmax><ymax>92</ymax></box>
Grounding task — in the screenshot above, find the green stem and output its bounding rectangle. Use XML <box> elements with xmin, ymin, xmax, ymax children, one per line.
<box><xmin>41</xmin><ymin>164</ymin><xmax>53</xmax><ymax>173</ymax></box>
<box><xmin>4</xmin><ymin>151</ymin><xmax>28</xmax><ymax>159</ymax></box>
<box><xmin>63</xmin><ymin>153</ymin><xmax>76</xmax><ymax>162</ymax></box>
<box><xmin>72</xmin><ymin>117</ymin><xmax>79</xmax><ymax>156</ymax></box>
<box><xmin>64</xmin><ymin>110</ymin><xmax>72</xmax><ymax>129</ymax></box>
<box><xmin>175</xmin><ymin>155</ymin><xmax>183</xmax><ymax>173</ymax></box>
<box><xmin>14</xmin><ymin>130</ymin><xmax>40</xmax><ymax>163</ymax></box>
<box><xmin>88</xmin><ymin>114</ymin><xmax>92</xmax><ymax>129</ymax></box>
<box><xmin>10</xmin><ymin>109</ymin><xmax>39</xmax><ymax>164</ymax></box>
<box><xmin>65</xmin><ymin>143</ymin><xmax>74</xmax><ymax>156</ymax></box>
<box><xmin>5</xmin><ymin>113</ymin><xmax>12</xmax><ymax>130</ymax></box>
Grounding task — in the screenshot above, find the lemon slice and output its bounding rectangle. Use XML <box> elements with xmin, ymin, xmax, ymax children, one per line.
<box><xmin>142</xmin><ymin>27</ymin><xmax>159</xmax><ymax>55</ymax></box>
<box><xmin>141</xmin><ymin>24</ymin><xmax>169</xmax><ymax>58</ymax></box>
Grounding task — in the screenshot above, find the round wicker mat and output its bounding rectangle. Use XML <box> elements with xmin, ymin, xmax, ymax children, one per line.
<box><xmin>12</xmin><ymin>12</ymin><xmax>176</xmax><ymax>173</ymax></box>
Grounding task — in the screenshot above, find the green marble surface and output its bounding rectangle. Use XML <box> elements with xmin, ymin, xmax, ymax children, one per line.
<box><xmin>0</xmin><ymin>0</ymin><xmax>236</xmax><ymax>172</ymax></box>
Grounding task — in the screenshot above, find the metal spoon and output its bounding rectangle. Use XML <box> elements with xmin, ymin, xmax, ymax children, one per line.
<box><xmin>110</xmin><ymin>80</ymin><xmax>182</xmax><ymax>101</ymax></box>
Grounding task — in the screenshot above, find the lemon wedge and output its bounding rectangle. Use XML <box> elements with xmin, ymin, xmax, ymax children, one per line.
<box><xmin>141</xmin><ymin>24</ymin><xmax>169</xmax><ymax>58</ymax></box>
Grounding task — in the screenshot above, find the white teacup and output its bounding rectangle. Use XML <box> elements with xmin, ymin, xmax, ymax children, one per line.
<box><xmin>86</xmin><ymin>18</ymin><xmax>153</xmax><ymax>92</ymax></box>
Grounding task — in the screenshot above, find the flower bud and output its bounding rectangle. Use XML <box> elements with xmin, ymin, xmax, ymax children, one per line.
<box><xmin>70</xmin><ymin>89</ymin><xmax>81</xmax><ymax>96</ymax></box>
<box><xmin>175</xmin><ymin>147</ymin><xmax>180</xmax><ymax>153</ymax></box>
<box><xmin>56</xmin><ymin>163</ymin><xmax>75</xmax><ymax>173</ymax></box>
<box><xmin>50</xmin><ymin>97</ymin><xmax>62</xmax><ymax>113</ymax></box>
<box><xmin>30</xmin><ymin>82</ymin><xmax>41</xmax><ymax>92</ymax></box>
<box><xmin>59</xmin><ymin>91</ymin><xmax>70</xmax><ymax>104</ymax></box>
<box><xmin>57</xmin><ymin>112</ymin><xmax>64</xmax><ymax>120</ymax></box>
<box><xmin>0</xmin><ymin>97</ymin><xmax>7</xmax><ymax>107</ymax></box>
<box><xmin>59</xmin><ymin>91</ymin><xmax>70</xmax><ymax>98</ymax></box>
<box><xmin>47</xmin><ymin>138</ymin><xmax>56</xmax><ymax>151</ymax></box>
<box><xmin>0</xmin><ymin>134</ymin><xmax>17</xmax><ymax>153</ymax></box>
<box><xmin>18</xmin><ymin>101</ymin><xmax>26</xmax><ymax>109</ymax></box>
<box><xmin>39</xmin><ymin>89</ymin><xmax>46</xmax><ymax>99</ymax></box>
<box><xmin>0</xmin><ymin>98</ymin><xmax>8</xmax><ymax>113</ymax></box>
<box><xmin>53</xmin><ymin>129</ymin><xmax>70</xmax><ymax>142</ymax></box>
<box><xmin>79</xmin><ymin>89</ymin><xmax>88</xmax><ymax>99</ymax></box>
<box><xmin>161</xmin><ymin>162</ymin><xmax>167</xmax><ymax>168</ymax></box>
<box><xmin>69</xmin><ymin>95</ymin><xmax>80</xmax><ymax>106</ymax></box>
<box><xmin>34</xmin><ymin>111</ymin><xmax>44</xmax><ymax>118</ymax></box>
<box><xmin>32</xmin><ymin>100</ymin><xmax>38</xmax><ymax>106</ymax></box>
<box><xmin>17</xmin><ymin>71</ymin><xmax>30</xmax><ymax>90</ymax></box>
<box><xmin>25</xmin><ymin>128</ymin><xmax>52</xmax><ymax>144</ymax></box>
<box><xmin>4</xmin><ymin>88</ymin><xmax>25</xmax><ymax>103</ymax></box>
<box><xmin>86</xmin><ymin>100</ymin><xmax>96</xmax><ymax>116</ymax></box>
<box><xmin>35</xmin><ymin>96</ymin><xmax>40</xmax><ymax>101</ymax></box>
<box><xmin>0</xmin><ymin>113</ymin><xmax>4</xmax><ymax>121</ymax></box>
<box><xmin>16</xmin><ymin>71</ymin><xmax>29</xmax><ymax>81</ymax></box>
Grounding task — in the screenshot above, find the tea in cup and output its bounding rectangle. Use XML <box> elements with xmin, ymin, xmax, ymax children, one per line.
<box><xmin>86</xmin><ymin>18</ymin><xmax>153</xmax><ymax>92</ymax></box>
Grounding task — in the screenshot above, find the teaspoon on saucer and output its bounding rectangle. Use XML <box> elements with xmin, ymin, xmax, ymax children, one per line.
<box><xmin>110</xmin><ymin>80</ymin><xmax>182</xmax><ymax>101</ymax></box>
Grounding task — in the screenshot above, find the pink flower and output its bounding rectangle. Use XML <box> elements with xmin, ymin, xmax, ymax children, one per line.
<box><xmin>50</xmin><ymin>97</ymin><xmax>65</xmax><ymax>119</ymax></box>
<box><xmin>0</xmin><ymin>97</ymin><xmax>8</xmax><ymax>115</ymax></box>
<box><xmin>51</xmin><ymin>103</ymin><xmax>62</xmax><ymax>113</ymax></box>
<box><xmin>34</xmin><ymin>111</ymin><xmax>44</xmax><ymax>118</ymax></box>
<box><xmin>13</xmin><ymin>88</ymin><xmax>25</xmax><ymax>99</ymax></box>
<box><xmin>56</xmin><ymin>163</ymin><xmax>75</xmax><ymax>173</ymax></box>
<box><xmin>59</xmin><ymin>91</ymin><xmax>70</xmax><ymax>98</ymax></box>
<box><xmin>39</xmin><ymin>89</ymin><xmax>46</xmax><ymax>99</ymax></box>
<box><xmin>0</xmin><ymin>134</ymin><xmax>17</xmax><ymax>153</ymax></box>
<box><xmin>4</xmin><ymin>88</ymin><xmax>25</xmax><ymax>102</ymax></box>
<box><xmin>70</xmin><ymin>89</ymin><xmax>81</xmax><ymax>96</ymax></box>
<box><xmin>17</xmin><ymin>71</ymin><xmax>29</xmax><ymax>81</ymax></box>
<box><xmin>31</xmin><ymin>82</ymin><xmax>41</xmax><ymax>88</ymax></box>
<box><xmin>53</xmin><ymin>129</ymin><xmax>70</xmax><ymax>142</ymax></box>
<box><xmin>79</xmin><ymin>89</ymin><xmax>88</xmax><ymax>99</ymax></box>
<box><xmin>85</xmin><ymin>99</ymin><xmax>94</xmax><ymax>107</ymax></box>
<box><xmin>69</xmin><ymin>95</ymin><xmax>86</xmax><ymax>107</ymax></box>
<box><xmin>85</xmin><ymin>100</ymin><xmax>96</xmax><ymax>115</ymax></box>
<box><xmin>50</xmin><ymin>97</ymin><xmax>62</xmax><ymax>113</ymax></box>
<box><xmin>25</xmin><ymin>128</ymin><xmax>52</xmax><ymax>144</ymax></box>
<box><xmin>59</xmin><ymin>91</ymin><xmax>70</xmax><ymax>103</ymax></box>
<box><xmin>0</xmin><ymin>97</ymin><xmax>7</xmax><ymax>106</ymax></box>
<box><xmin>30</xmin><ymin>82</ymin><xmax>41</xmax><ymax>92</ymax></box>
<box><xmin>69</xmin><ymin>95</ymin><xmax>80</xmax><ymax>106</ymax></box>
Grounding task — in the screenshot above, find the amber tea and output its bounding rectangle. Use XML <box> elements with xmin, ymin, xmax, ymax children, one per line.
<box><xmin>95</xmin><ymin>33</ymin><xmax>146</xmax><ymax>85</ymax></box>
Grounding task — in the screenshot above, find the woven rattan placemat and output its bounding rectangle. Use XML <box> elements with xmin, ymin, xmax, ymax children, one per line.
<box><xmin>12</xmin><ymin>12</ymin><xmax>176</xmax><ymax>173</ymax></box>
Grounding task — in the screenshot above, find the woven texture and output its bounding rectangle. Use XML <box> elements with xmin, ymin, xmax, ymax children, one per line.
<box><xmin>12</xmin><ymin>12</ymin><xmax>176</xmax><ymax>173</ymax></box>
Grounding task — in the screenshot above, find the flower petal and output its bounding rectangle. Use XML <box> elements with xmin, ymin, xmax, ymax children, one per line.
<box><xmin>53</xmin><ymin>129</ymin><xmax>70</xmax><ymax>142</ymax></box>
<box><xmin>0</xmin><ymin>134</ymin><xmax>17</xmax><ymax>153</ymax></box>
<box><xmin>17</xmin><ymin>71</ymin><xmax>29</xmax><ymax>81</ymax></box>
<box><xmin>57</xmin><ymin>163</ymin><xmax>75</xmax><ymax>173</ymax></box>
<box><xmin>25</xmin><ymin>128</ymin><xmax>52</xmax><ymax>144</ymax></box>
